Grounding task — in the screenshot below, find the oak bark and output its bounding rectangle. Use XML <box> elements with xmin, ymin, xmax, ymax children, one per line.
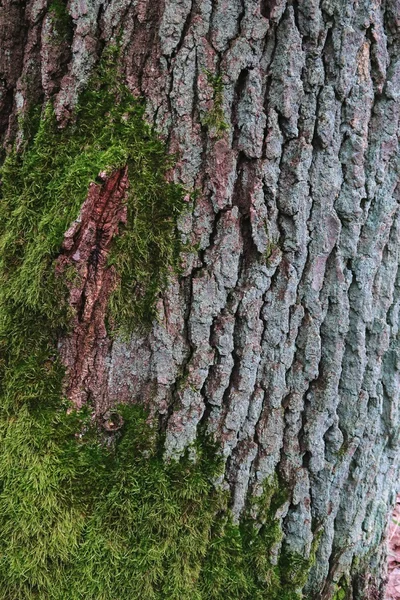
<box><xmin>1</xmin><ymin>0</ymin><xmax>400</xmax><ymax>598</ymax></box>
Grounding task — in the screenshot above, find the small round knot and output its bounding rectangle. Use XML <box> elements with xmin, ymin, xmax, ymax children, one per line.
<box><xmin>102</xmin><ymin>410</ymin><xmax>124</xmax><ymax>432</ymax></box>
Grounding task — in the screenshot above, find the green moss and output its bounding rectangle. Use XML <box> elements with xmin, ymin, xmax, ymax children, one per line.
<box><xmin>264</xmin><ymin>240</ymin><xmax>279</xmax><ymax>266</ymax></box>
<box><xmin>199</xmin><ymin>481</ymin><xmax>286</xmax><ymax>600</ymax></box>
<box><xmin>279</xmin><ymin>550</ymin><xmax>312</xmax><ymax>594</ymax></box>
<box><xmin>0</xmin><ymin>46</ymin><xmax>188</xmax><ymax>338</ymax></box>
<box><xmin>0</xmin><ymin>404</ymin><xmax>218</xmax><ymax>599</ymax></box>
<box><xmin>48</xmin><ymin>0</ymin><xmax>72</xmax><ymax>40</ymax></box>
<box><xmin>202</xmin><ymin>69</ymin><xmax>229</xmax><ymax>138</ymax></box>
<box><xmin>277</xmin><ymin>524</ymin><xmax>324</xmax><ymax>600</ymax></box>
<box><xmin>333</xmin><ymin>588</ymin><xmax>347</xmax><ymax>600</ymax></box>
<box><xmin>0</xmin><ymin>396</ymin><xmax>313</xmax><ymax>600</ymax></box>
<box><xmin>0</xmin><ymin>387</ymin><xmax>310</xmax><ymax>599</ymax></box>
<box><xmin>332</xmin><ymin>577</ymin><xmax>350</xmax><ymax>600</ymax></box>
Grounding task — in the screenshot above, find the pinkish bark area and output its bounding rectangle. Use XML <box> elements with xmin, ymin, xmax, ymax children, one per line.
<box><xmin>387</xmin><ymin>497</ymin><xmax>400</xmax><ymax>600</ymax></box>
<box><xmin>56</xmin><ymin>168</ymin><xmax>128</xmax><ymax>411</ymax></box>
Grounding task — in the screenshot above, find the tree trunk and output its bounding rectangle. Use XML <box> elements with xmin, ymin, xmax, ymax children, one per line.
<box><xmin>1</xmin><ymin>1</ymin><xmax>400</xmax><ymax>599</ymax></box>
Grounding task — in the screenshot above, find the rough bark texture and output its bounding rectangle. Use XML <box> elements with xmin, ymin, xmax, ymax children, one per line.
<box><xmin>1</xmin><ymin>0</ymin><xmax>400</xmax><ymax>598</ymax></box>
<box><xmin>57</xmin><ymin>167</ymin><xmax>129</xmax><ymax>410</ymax></box>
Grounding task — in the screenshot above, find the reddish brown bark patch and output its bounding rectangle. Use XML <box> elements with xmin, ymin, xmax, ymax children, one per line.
<box><xmin>56</xmin><ymin>168</ymin><xmax>129</xmax><ymax>410</ymax></box>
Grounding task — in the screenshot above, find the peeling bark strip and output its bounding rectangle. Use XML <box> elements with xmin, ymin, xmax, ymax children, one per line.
<box><xmin>57</xmin><ymin>168</ymin><xmax>128</xmax><ymax>410</ymax></box>
<box><xmin>2</xmin><ymin>0</ymin><xmax>400</xmax><ymax>598</ymax></box>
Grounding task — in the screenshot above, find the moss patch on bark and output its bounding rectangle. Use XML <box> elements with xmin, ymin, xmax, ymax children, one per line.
<box><xmin>0</xmin><ymin>401</ymin><xmax>314</xmax><ymax>600</ymax></box>
<box><xmin>47</xmin><ymin>0</ymin><xmax>73</xmax><ymax>41</ymax></box>
<box><xmin>0</xmin><ymin>46</ymin><xmax>186</xmax><ymax>341</ymax></box>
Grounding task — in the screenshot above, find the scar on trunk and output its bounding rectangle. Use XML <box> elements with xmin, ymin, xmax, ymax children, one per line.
<box><xmin>56</xmin><ymin>167</ymin><xmax>129</xmax><ymax>411</ymax></box>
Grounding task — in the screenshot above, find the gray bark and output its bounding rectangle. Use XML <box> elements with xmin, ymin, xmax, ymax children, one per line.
<box><xmin>2</xmin><ymin>0</ymin><xmax>400</xmax><ymax>597</ymax></box>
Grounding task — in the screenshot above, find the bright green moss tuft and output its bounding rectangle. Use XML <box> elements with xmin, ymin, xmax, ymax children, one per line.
<box><xmin>332</xmin><ymin>576</ymin><xmax>350</xmax><ymax>600</ymax></box>
<box><xmin>333</xmin><ymin>588</ymin><xmax>347</xmax><ymax>600</ymax></box>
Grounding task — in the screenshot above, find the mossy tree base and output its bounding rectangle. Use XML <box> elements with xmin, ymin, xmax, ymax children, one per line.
<box><xmin>0</xmin><ymin>401</ymin><xmax>313</xmax><ymax>599</ymax></box>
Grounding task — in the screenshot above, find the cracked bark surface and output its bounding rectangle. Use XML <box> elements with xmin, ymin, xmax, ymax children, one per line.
<box><xmin>2</xmin><ymin>0</ymin><xmax>400</xmax><ymax>597</ymax></box>
<box><xmin>56</xmin><ymin>167</ymin><xmax>129</xmax><ymax>410</ymax></box>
